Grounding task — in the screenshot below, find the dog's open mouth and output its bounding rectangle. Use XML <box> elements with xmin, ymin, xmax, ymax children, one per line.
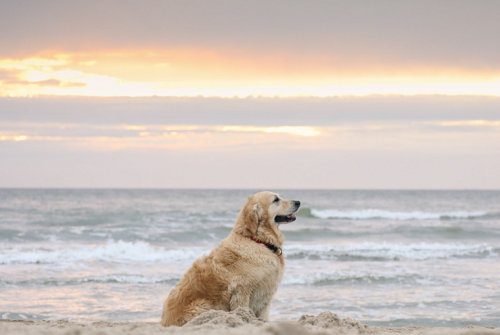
<box><xmin>275</xmin><ymin>214</ymin><xmax>296</xmax><ymax>223</ymax></box>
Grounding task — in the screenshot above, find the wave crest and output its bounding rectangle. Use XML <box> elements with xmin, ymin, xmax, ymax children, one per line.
<box><xmin>1</xmin><ymin>274</ymin><xmax>182</xmax><ymax>286</ymax></box>
<box><xmin>310</xmin><ymin>209</ymin><xmax>490</xmax><ymax>220</ymax></box>
<box><xmin>0</xmin><ymin>241</ymin><xmax>496</xmax><ymax>265</ymax></box>
<box><xmin>0</xmin><ymin>241</ymin><xmax>209</xmax><ymax>264</ymax></box>
<box><xmin>285</xmin><ymin>242</ymin><xmax>495</xmax><ymax>261</ymax></box>
<box><xmin>282</xmin><ymin>271</ymin><xmax>425</xmax><ymax>286</ymax></box>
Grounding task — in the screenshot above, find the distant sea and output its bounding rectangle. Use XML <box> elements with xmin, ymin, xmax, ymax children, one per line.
<box><xmin>1</xmin><ymin>189</ymin><xmax>499</xmax><ymax>327</ymax></box>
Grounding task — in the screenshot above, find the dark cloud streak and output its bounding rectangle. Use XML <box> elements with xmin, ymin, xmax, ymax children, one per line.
<box><xmin>1</xmin><ymin>95</ymin><xmax>499</xmax><ymax>126</ymax></box>
<box><xmin>0</xmin><ymin>70</ymin><xmax>20</xmax><ymax>80</ymax></box>
<box><xmin>0</xmin><ymin>78</ymin><xmax>87</xmax><ymax>87</ymax></box>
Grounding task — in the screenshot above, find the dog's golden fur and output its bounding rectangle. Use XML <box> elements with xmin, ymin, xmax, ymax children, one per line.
<box><xmin>160</xmin><ymin>191</ymin><xmax>300</xmax><ymax>327</ymax></box>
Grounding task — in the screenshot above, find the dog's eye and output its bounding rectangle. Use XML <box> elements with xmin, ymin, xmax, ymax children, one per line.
<box><xmin>273</xmin><ymin>198</ymin><xmax>279</xmax><ymax>203</ymax></box>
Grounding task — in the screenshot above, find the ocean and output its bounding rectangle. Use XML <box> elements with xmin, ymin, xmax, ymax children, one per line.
<box><xmin>0</xmin><ymin>189</ymin><xmax>499</xmax><ymax>327</ymax></box>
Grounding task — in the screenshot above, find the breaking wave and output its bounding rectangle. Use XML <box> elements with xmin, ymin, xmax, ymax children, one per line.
<box><xmin>285</xmin><ymin>242</ymin><xmax>496</xmax><ymax>261</ymax></box>
<box><xmin>0</xmin><ymin>272</ymin><xmax>434</xmax><ymax>288</ymax></box>
<box><xmin>282</xmin><ymin>271</ymin><xmax>427</xmax><ymax>286</ymax></box>
<box><xmin>0</xmin><ymin>241</ymin><xmax>496</xmax><ymax>265</ymax></box>
<box><xmin>0</xmin><ymin>241</ymin><xmax>208</xmax><ymax>265</ymax></box>
<box><xmin>309</xmin><ymin>209</ymin><xmax>492</xmax><ymax>220</ymax></box>
<box><xmin>0</xmin><ymin>274</ymin><xmax>182</xmax><ymax>287</ymax></box>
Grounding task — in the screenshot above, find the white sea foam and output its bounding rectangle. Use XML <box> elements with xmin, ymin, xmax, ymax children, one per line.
<box><xmin>282</xmin><ymin>269</ymin><xmax>421</xmax><ymax>286</ymax></box>
<box><xmin>310</xmin><ymin>209</ymin><xmax>487</xmax><ymax>220</ymax></box>
<box><xmin>58</xmin><ymin>274</ymin><xmax>182</xmax><ymax>285</ymax></box>
<box><xmin>284</xmin><ymin>242</ymin><xmax>494</xmax><ymax>260</ymax></box>
<box><xmin>1</xmin><ymin>241</ymin><xmax>493</xmax><ymax>265</ymax></box>
<box><xmin>52</xmin><ymin>273</ymin><xmax>183</xmax><ymax>285</ymax></box>
<box><xmin>0</xmin><ymin>241</ymin><xmax>209</xmax><ymax>264</ymax></box>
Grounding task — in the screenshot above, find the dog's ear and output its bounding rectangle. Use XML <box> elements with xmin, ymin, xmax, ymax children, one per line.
<box><xmin>239</xmin><ymin>197</ymin><xmax>262</xmax><ymax>237</ymax></box>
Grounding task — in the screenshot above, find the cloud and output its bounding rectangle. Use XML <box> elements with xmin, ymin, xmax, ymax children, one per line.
<box><xmin>0</xmin><ymin>69</ymin><xmax>20</xmax><ymax>81</ymax></box>
<box><xmin>2</xmin><ymin>125</ymin><xmax>499</xmax><ymax>189</ymax></box>
<box><xmin>28</xmin><ymin>79</ymin><xmax>63</xmax><ymax>86</ymax></box>
<box><xmin>1</xmin><ymin>0</ymin><xmax>499</xmax><ymax>74</ymax></box>
<box><xmin>2</xmin><ymin>78</ymin><xmax>86</xmax><ymax>87</ymax></box>
<box><xmin>2</xmin><ymin>95</ymin><xmax>500</xmax><ymax>126</ymax></box>
<box><xmin>1</xmin><ymin>2</ymin><xmax>499</xmax><ymax>188</ymax></box>
<box><xmin>1</xmin><ymin>96</ymin><xmax>499</xmax><ymax>153</ymax></box>
<box><xmin>1</xmin><ymin>95</ymin><xmax>499</xmax><ymax>188</ymax></box>
<box><xmin>2</xmin><ymin>52</ymin><xmax>499</xmax><ymax>97</ymax></box>
<box><xmin>0</xmin><ymin>57</ymin><xmax>88</xmax><ymax>92</ymax></box>
<box><xmin>438</xmin><ymin>120</ymin><xmax>500</xmax><ymax>127</ymax></box>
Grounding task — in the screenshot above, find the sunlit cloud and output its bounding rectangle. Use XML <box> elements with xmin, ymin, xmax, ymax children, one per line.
<box><xmin>1</xmin><ymin>118</ymin><xmax>499</xmax><ymax>161</ymax></box>
<box><xmin>0</xmin><ymin>125</ymin><xmax>323</xmax><ymax>139</ymax></box>
<box><xmin>0</xmin><ymin>124</ymin><xmax>326</xmax><ymax>150</ymax></box>
<box><xmin>1</xmin><ymin>51</ymin><xmax>500</xmax><ymax>97</ymax></box>
<box><xmin>0</xmin><ymin>135</ymin><xmax>28</xmax><ymax>141</ymax></box>
<box><xmin>116</xmin><ymin>125</ymin><xmax>322</xmax><ymax>136</ymax></box>
<box><xmin>438</xmin><ymin>120</ymin><xmax>500</xmax><ymax>126</ymax></box>
<box><xmin>0</xmin><ymin>132</ymin><xmax>312</xmax><ymax>150</ymax></box>
<box><xmin>3</xmin><ymin>120</ymin><xmax>499</xmax><ymax>153</ymax></box>
<box><xmin>216</xmin><ymin>126</ymin><xmax>321</xmax><ymax>136</ymax></box>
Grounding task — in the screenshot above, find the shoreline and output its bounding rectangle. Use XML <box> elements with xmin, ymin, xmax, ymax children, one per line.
<box><xmin>1</xmin><ymin>309</ymin><xmax>498</xmax><ymax>335</ymax></box>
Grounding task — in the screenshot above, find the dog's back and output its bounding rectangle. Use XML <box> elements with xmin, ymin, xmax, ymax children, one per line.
<box><xmin>160</xmin><ymin>250</ymin><xmax>232</xmax><ymax>326</ymax></box>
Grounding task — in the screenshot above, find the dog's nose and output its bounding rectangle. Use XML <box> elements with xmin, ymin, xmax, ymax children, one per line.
<box><xmin>294</xmin><ymin>201</ymin><xmax>300</xmax><ymax>207</ymax></box>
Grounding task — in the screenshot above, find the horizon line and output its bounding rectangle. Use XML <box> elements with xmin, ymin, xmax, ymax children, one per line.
<box><xmin>1</xmin><ymin>187</ymin><xmax>498</xmax><ymax>191</ymax></box>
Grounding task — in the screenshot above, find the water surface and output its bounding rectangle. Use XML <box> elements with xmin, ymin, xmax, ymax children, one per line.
<box><xmin>0</xmin><ymin>189</ymin><xmax>499</xmax><ymax>327</ymax></box>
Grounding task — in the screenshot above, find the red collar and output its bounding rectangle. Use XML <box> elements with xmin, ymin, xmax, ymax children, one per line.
<box><xmin>247</xmin><ymin>236</ymin><xmax>283</xmax><ymax>261</ymax></box>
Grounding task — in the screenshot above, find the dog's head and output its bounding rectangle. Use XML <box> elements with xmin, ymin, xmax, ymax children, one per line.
<box><xmin>233</xmin><ymin>191</ymin><xmax>300</xmax><ymax>247</ymax></box>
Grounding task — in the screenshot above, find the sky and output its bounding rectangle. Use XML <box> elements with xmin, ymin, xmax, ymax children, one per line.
<box><xmin>1</xmin><ymin>1</ymin><xmax>499</xmax><ymax>189</ymax></box>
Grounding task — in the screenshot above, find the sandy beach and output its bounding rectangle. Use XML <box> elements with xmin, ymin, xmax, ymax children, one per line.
<box><xmin>1</xmin><ymin>309</ymin><xmax>498</xmax><ymax>335</ymax></box>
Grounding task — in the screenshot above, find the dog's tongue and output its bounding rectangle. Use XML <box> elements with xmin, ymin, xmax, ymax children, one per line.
<box><xmin>287</xmin><ymin>214</ymin><xmax>296</xmax><ymax>219</ymax></box>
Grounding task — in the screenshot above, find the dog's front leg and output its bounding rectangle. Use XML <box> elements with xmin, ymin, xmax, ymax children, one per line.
<box><xmin>229</xmin><ymin>286</ymin><xmax>251</xmax><ymax>310</ymax></box>
<box><xmin>256</xmin><ymin>302</ymin><xmax>271</xmax><ymax>321</ymax></box>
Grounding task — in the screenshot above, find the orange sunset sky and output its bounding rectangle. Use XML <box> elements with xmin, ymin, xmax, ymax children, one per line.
<box><xmin>1</xmin><ymin>0</ymin><xmax>499</xmax><ymax>188</ymax></box>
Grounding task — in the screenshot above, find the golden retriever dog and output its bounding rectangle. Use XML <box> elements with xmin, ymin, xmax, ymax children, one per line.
<box><xmin>160</xmin><ymin>191</ymin><xmax>300</xmax><ymax>327</ymax></box>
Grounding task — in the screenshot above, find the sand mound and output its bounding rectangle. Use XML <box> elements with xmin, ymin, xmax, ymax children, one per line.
<box><xmin>184</xmin><ymin>308</ymin><xmax>369</xmax><ymax>334</ymax></box>
<box><xmin>299</xmin><ymin>311</ymin><xmax>370</xmax><ymax>333</ymax></box>
<box><xmin>185</xmin><ymin>308</ymin><xmax>266</xmax><ymax>327</ymax></box>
